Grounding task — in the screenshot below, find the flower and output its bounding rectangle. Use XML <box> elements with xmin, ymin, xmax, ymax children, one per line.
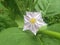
<box><xmin>23</xmin><ymin>12</ymin><xmax>47</xmax><ymax>35</ymax></box>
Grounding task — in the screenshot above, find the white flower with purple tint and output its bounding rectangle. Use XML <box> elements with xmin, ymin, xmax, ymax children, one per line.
<box><xmin>23</xmin><ymin>12</ymin><xmax>47</xmax><ymax>35</ymax></box>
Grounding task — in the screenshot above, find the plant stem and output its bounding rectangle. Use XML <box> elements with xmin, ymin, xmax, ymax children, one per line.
<box><xmin>38</xmin><ymin>30</ymin><xmax>60</xmax><ymax>39</ymax></box>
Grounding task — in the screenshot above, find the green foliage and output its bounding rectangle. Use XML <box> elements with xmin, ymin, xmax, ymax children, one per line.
<box><xmin>0</xmin><ymin>27</ymin><xmax>41</xmax><ymax>45</ymax></box>
<box><xmin>0</xmin><ymin>0</ymin><xmax>60</xmax><ymax>45</ymax></box>
<box><xmin>1</xmin><ymin>0</ymin><xmax>35</xmax><ymax>28</ymax></box>
<box><xmin>35</xmin><ymin>0</ymin><xmax>60</xmax><ymax>25</ymax></box>
<box><xmin>43</xmin><ymin>14</ymin><xmax>60</xmax><ymax>25</ymax></box>
<box><xmin>0</xmin><ymin>24</ymin><xmax>60</xmax><ymax>45</ymax></box>
<box><xmin>48</xmin><ymin>23</ymin><xmax>60</xmax><ymax>32</ymax></box>
<box><xmin>37</xmin><ymin>23</ymin><xmax>60</xmax><ymax>45</ymax></box>
<box><xmin>0</xmin><ymin>3</ymin><xmax>17</xmax><ymax>31</ymax></box>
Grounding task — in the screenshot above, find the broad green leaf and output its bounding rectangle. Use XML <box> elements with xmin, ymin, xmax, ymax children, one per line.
<box><xmin>0</xmin><ymin>27</ymin><xmax>41</xmax><ymax>45</ymax></box>
<box><xmin>37</xmin><ymin>23</ymin><xmax>60</xmax><ymax>45</ymax></box>
<box><xmin>35</xmin><ymin>0</ymin><xmax>60</xmax><ymax>16</ymax></box>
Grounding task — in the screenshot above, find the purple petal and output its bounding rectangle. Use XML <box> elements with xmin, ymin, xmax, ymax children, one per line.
<box><xmin>23</xmin><ymin>22</ymin><xmax>31</xmax><ymax>31</ymax></box>
<box><xmin>29</xmin><ymin>24</ymin><xmax>38</xmax><ymax>35</ymax></box>
<box><xmin>24</xmin><ymin>15</ymin><xmax>30</xmax><ymax>22</ymax></box>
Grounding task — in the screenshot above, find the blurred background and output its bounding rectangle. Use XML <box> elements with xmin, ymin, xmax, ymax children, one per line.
<box><xmin>0</xmin><ymin>0</ymin><xmax>60</xmax><ymax>31</ymax></box>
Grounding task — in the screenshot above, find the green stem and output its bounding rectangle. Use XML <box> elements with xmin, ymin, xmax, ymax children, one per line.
<box><xmin>38</xmin><ymin>30</ymin><xmax>60</xmax><ymax>39</ymax></box>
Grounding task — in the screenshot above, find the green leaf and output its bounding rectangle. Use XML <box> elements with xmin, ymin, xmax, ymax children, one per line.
<box><xmin>48</xmin><ymin>23</ymin><xmax>60</xmax><ymax>32</ymax></box>
<box><xmin>0</xmin><ymin>27</ymin><xmax>41</xmax><ymax>45</ymax></box>
<box><xmin>35</xmin><ymin>0</ymin><xmax>60</xmax><ymax>16</ymax></box>
<box><xmin>37</xmin><ymin>23</ymin><xmax>60</xmax><ymax>45</ymax></box>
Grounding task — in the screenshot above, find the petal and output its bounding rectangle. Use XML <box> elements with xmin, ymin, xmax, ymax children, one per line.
<box><xmin>37</xmin><ymin>18</ymin><xmax>44</xmax><ymax>23</ymax></box>
<box><xmin>23</xmin><ymin>22</ymin><xmax>31</xmax><ymax>31</ymax></box>
<box><xmin>34</xmin><ymin>12</ymin><xmax>42</xmax><ymax>18</ymax></box>
<box><xmin>29</xmin><ymin>24</ymin><xmax>38</xmax><ymax>35</ymax></box>
<box><xmin>26</xmin><ymin>12</ymin><xmax>42</xmax><ymax>18</ymax></box>
<box><xmin>26</xmin><ymin>12</ymin><xmax>33</xmax><ymax>18</ymax></box>
<box><xmin>24</xmin><ymin>15</ymin><xmax>30</xmax><ymax>22</ymax></box>
<box><xmin>36</xmin><ymin>21</ymin><xmax>47</xmax><ymax>28</ymax></box>
<box><xmin>35</xmin><ymin>23</ymin><xmax>40</xmax><ymax>29</ymax></box>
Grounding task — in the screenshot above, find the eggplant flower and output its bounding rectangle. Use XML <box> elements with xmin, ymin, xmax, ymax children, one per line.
<box><xmin>23</xmin><ymin>12</ymin><xmax>47</xmax><ymax>35</ymax></box>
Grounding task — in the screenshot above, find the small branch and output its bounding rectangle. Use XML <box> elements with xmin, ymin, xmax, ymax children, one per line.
<box><xmin>38</xmin><ymin>30</ymin><xmax>60</xmax><ymax>39</ymax></box>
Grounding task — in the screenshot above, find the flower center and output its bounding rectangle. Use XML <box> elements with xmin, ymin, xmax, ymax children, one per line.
<box><xmin>30</xmin><ymin>18</ymin><xmax>36</xmax><ymax>24</ymax></box>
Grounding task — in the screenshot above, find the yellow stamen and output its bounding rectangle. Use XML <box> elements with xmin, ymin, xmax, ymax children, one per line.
<box><xmin>30</xmin><ymin>18</ymin><xmax>36</xmax><ymax>24</ymax></box>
